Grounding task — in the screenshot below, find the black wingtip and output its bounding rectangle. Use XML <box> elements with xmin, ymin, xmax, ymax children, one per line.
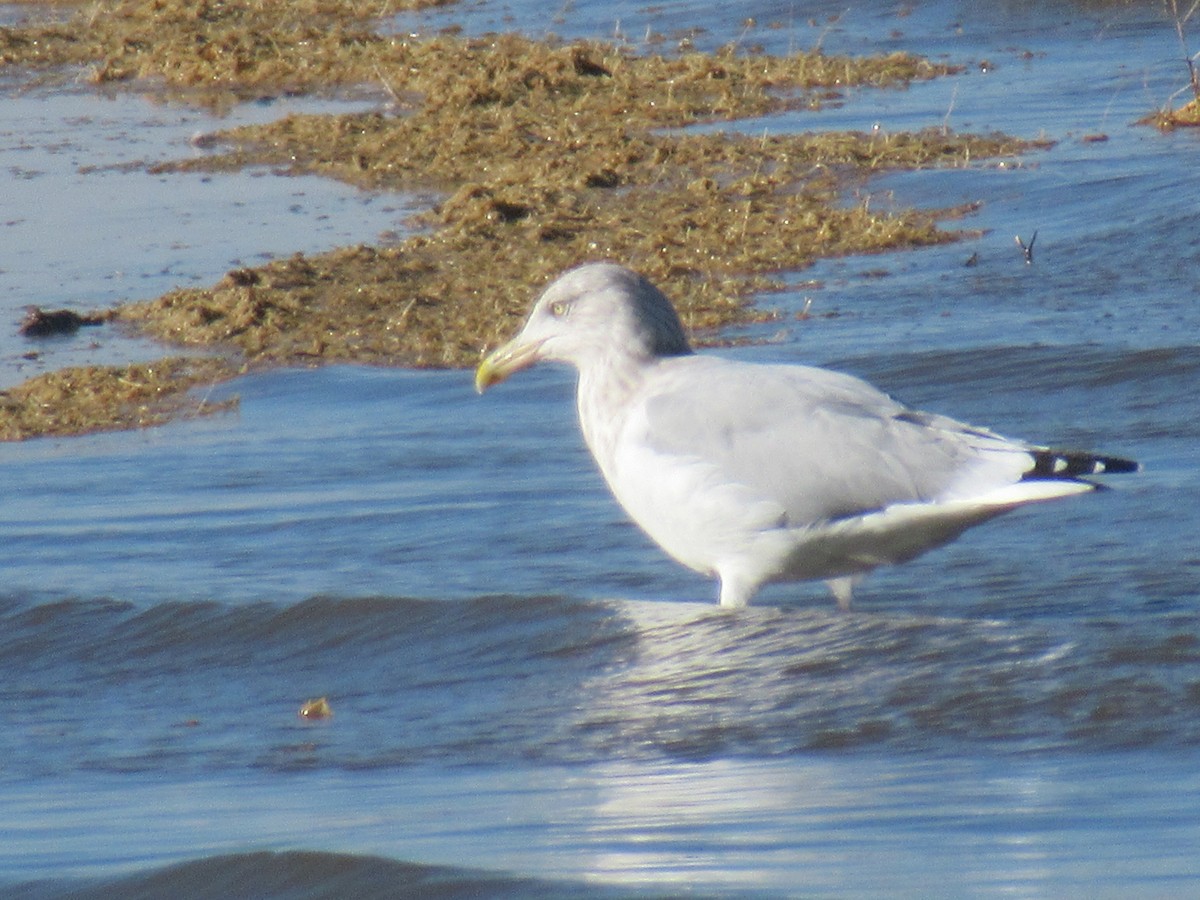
<box><xmin>1025</xmin><ymin>449</ymin><xmax>1140</xmax><ymax>480</ymax></box>
<box><xmin>1094</xmin><ymin>455</ymin><xmax>1140</xmax><ymax>475</ymax></box>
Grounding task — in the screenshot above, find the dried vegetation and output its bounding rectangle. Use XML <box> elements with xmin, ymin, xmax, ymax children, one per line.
<box><xmin>1141</xmin><ymin>0</ymin><xmax>1200</xmax><ymax>128</ymax></box>
<box><xmin>1</xmin><ymin>0</ymin><xmax>1044</xmax><ymax>438</ymax></box>
<box><xmin>0</xmin><ymin>357</ymin><xmax>237</xmax><ymax>441</ymax></box>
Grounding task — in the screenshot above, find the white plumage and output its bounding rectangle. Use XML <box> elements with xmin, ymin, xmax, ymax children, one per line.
<box><xmin>476</xmin><ymin>263</ymin><xmax>1137</xmax><ymax>608</ymax></box>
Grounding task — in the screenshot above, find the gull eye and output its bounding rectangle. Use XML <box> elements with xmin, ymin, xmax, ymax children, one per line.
<box><xmin>549</xmin><ymin>300</ymin><xmax>570</xmax><ymax>317</ymax></box>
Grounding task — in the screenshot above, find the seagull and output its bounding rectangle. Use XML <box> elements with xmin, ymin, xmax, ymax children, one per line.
<box><xmin>475</xmin><ymin>262</ymin><xmax>1138</xmax><ymax>608</ymax></box>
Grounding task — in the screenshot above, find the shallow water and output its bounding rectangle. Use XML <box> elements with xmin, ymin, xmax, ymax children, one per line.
<box><xmin>3</xmin><ymin>0</ymin><xmax>1200</xmax><ymax>897</ymax></box>
<box><xmin>0</xmin><ymin>78</ymin><xmax>409</xmax><ymax>386</ymax></box>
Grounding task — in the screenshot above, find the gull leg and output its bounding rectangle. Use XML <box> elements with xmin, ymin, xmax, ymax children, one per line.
<box><xmin>717</xmin><ymin>573</ymin><xmax>754</xmax><ymax>608</ymax></box>
<box><xmin>826</xmin><ymin>576</ymin><xmax>861</xmax><ymax>611</ymax></box>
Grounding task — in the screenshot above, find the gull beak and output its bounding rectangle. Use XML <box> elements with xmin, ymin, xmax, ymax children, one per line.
<box><xmin>474</xmin><ymin>336</ymin><xmax>543</xmax><ymax>393</ymax></box>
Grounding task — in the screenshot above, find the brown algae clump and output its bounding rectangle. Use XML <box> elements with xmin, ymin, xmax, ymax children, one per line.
<box><xmin>2</xmin><ymin>2</ymin><xmax>1045</xmax><ymax>437</ymax></box>
<box><xmin>0</xmin><ymin>357</ymin><xmax>238</xmax><ymax>441</ymax></box>
<box><xmin>1</xmin><ymin>0</ymin><xmax>454</xmax><ymax>99</ymax></box>
<box><xmin>1140</xmin><ymin>95</ymin><xmax>1200</xmax><ymax>129</ymax></box>
<box><xmin>129</xmin><ymin>31</ymin><xmax>1034</xmax><ymax>364</ymax></box>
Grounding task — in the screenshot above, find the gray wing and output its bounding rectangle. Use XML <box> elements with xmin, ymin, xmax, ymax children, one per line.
<box><xmin>639</xmin><ymin>355</ymin><xmax>1031</xmax><ymax>527</ymax></box>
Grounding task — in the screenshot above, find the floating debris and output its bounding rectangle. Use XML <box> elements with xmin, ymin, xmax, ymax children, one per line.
<box><xmin>298</xmin><ymin>697</ymin><xmax>333</xmax><ymax>719</ymax></box>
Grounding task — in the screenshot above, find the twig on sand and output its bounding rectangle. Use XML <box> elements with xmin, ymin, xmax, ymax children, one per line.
<box><xmin>1168</xmin><ymin>0</ymin><xmax>1200</xmax><ymax>101</ymax></box>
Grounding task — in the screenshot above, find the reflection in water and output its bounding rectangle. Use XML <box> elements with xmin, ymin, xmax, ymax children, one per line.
<box><xmin>5</xmin><ymin>751</ymin><xmax>1197</xmax><ymax>894</ymax></box>
<box><xmin>576</xmin><ymin>752</ymin><xmax>1200</xmax><ymax>893</ymax></box>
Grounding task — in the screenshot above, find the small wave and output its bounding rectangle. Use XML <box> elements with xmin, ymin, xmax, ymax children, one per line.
<box><xmin>6</xmin><ymin>850</ymin><xmax>674</xmax><ymax>900</ymax></box>
<box><xmin>857</xmin><ymin>344</ymin><xmax>1200</xmax><ymax>396</ymax></box>
<box><xmin>4</xmin><ymin>593</ymin><xmax>1200</xmax><ymax>775</ymax></box>
<box><xmin>0</xmin><ymin>593</ymin><xmax>610</xmax><ymax>676</ymax></box>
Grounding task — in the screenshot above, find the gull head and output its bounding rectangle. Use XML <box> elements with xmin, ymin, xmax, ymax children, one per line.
<box><xmin>475</xmin><ymin>262</ymin><xmax>692</xmax><ymax>392</ymax></box>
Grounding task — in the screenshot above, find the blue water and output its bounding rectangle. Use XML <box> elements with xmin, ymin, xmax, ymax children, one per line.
<box><xmin>3</xmin><ymin>0</ymin><xmax>1200</xmax><ymax>896</ymax></box>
